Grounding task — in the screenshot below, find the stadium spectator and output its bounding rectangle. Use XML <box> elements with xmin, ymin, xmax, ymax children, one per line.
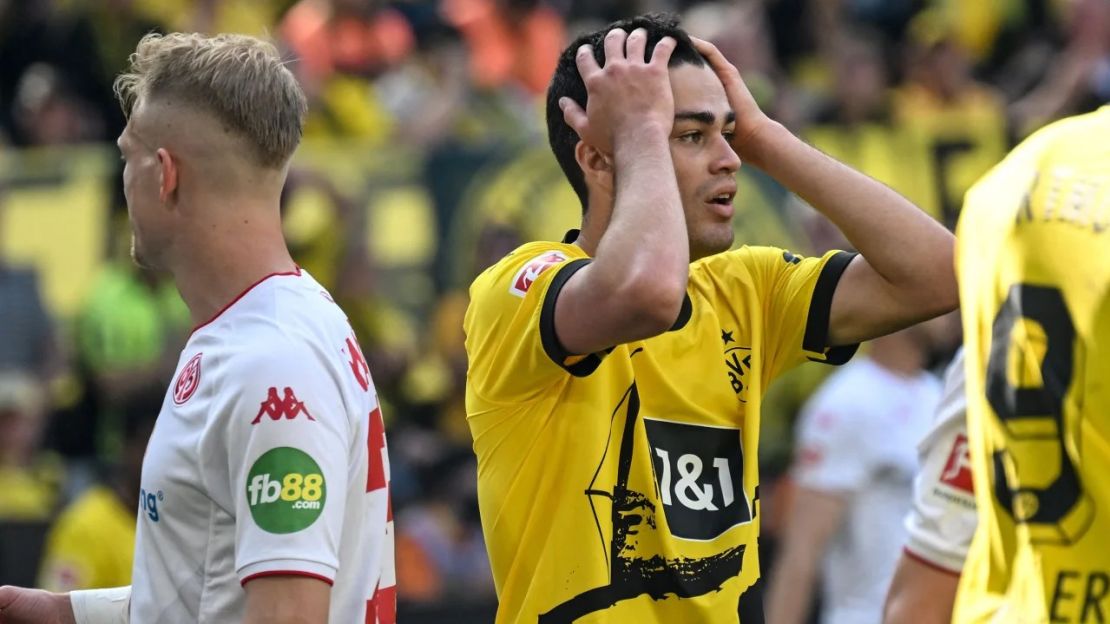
<box><xmin>37</xmin><ymin>388</ymin><xmax>161</xmax><ymax>593</ymax></box>
<box><xmin>0</xmin><ymin>371</ymin><xmax>60</xmax><ymax>522</ymax></box>
<box><xmin>0</xmin><ymin>196</ymin><xmax>58</xmax><ymax>380</ymax></box>
<box><xmin>441</xmin><ymin>0</ymin><xmax>566</xmax><ymax>96</ymax></box>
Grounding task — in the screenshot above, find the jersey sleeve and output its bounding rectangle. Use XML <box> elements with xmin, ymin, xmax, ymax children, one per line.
<box><xmin>211</xmin><ymin>343</ymin><xmax>354</xmax><ymax>586</ymax></box>
<box><xmin>903</xmin><ymin>350</ymin><xmax>976</xmax><ymax>574</ymax></box>
<box><xmin>791</xmin><ymin>385</ymin><xmax>873</xmax><ymax>493</ymax></box>
<box><xmin>465</xmin><ymin>247</ymin><xmax>603</xmax><ymax>403</ymax></box>
<box><xmin>698</xmin><ymin>246</ymin><xmax>859</xmax><ymax>382</ymax></box>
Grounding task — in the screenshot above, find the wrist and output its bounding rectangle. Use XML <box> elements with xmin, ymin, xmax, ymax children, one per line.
<box><xmin>613</xmin><ymin>117</ymin><xmax>671</xmax><ymax>144</ymax></box>
<box><xmin>55</xmin><ymin>592</ymin><xmax>76</xmax><ymax>624</ymax></box>
<box><xmin>735</xmin><ymin>117</ymin><xmax>784</xmax><ymax>169</ymax></box>
<box><xmin>613</xmin><ymin>118</ymin><xmax>671</xmax><ymax>150</ymax></box>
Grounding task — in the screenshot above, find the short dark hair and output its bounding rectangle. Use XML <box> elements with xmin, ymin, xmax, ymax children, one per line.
<box><xmin>545</xmin><ymin>13</ymin><xmax>706</xmax><ymax>212</ymax></box>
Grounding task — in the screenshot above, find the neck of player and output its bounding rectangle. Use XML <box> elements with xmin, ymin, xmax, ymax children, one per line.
<box><xmin>168</xmin><ymin>196</ymin><xmax>297</xmax><ymax>329</ymax></box>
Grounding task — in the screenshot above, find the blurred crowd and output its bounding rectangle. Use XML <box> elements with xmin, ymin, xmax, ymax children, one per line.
<box><xmin>0</xmin><ymin>0</ymin><xmax>1107</xmax><ymax>616</ymax></box>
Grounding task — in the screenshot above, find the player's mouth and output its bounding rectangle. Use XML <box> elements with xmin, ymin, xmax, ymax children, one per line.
<box><xmin>704</xmin><ymin>189</ymin><xmax>736</xmax><ymax>219</ymax></box>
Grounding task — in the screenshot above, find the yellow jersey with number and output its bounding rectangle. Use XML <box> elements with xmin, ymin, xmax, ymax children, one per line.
<box><xmin>464</xmin><ymin>231</ymin><xmax>857</xmax><ymax>623</ymax></box>
<box><xmin>954</xmin><ymin>107</ymin><xmax>1110</xmax><ymax>623</ymax></box>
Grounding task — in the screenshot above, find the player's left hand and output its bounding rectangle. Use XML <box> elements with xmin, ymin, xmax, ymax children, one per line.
<box><xmin>690</xmin><ymin>36</ymin><xmax>774</xmax><ymax>163</ymax></box>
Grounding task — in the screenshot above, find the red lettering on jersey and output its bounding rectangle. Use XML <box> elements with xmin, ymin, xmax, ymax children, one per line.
<box><xmin>367</xmin><ymin>407</ymin><xmax>387</xmax><ymax>492</ymax></box>
<box><xmin>797</xmin><ymin>445</ymin><xmax>823</xmax><ymax>468</ymax></box>
<box><xmin>365</xmin><ymin>583</ymin><xmax>396</xmax><ymax>624</ymax></box>
<box><xmin>173</xmin><ymin>353</ymin><xmax>203</xmax><ymax>405</ymax></box>
<box><xmin>940</xmin><ymin>433</ymin><xmax>974</xmax><ymax>494</ymax></box>
<box><xmin>347</xmin><ymin>336</ymin><xmax>371</xmax><ymax>393</ymax></box>
<box><xmin>251</xmin><ymin>387</ymin><xmax>316</xmax><ymax>424</ymax></box>
<box><xmin>509</xmin><ymin>251</ymin><xmax>567</xmax><ymax>297</ymax></box>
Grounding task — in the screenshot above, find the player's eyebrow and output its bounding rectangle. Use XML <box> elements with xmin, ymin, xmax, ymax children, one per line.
<box><xmin>674</xmin><ymin>110</ymin><xmax>737</xmax><ymax>126</ymax></box>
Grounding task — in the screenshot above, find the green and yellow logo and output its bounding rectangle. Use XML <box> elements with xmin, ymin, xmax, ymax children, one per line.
<box><xmin>246</xmin><ymin>447</ymin><xmax>326</xmax><ymax>533</ymax></box>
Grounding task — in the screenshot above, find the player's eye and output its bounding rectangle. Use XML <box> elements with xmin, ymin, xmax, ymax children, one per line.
<box><xmin>678</xmin><ymin>131</ymin><xmax>703</xmax><ymax>144</ymax></box>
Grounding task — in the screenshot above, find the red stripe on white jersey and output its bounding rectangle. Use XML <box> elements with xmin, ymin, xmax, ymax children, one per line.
<box><xmin>367</xmin><ymin>407</ymin><xmax>387</xmax><ymax>492</ymax></box>
<box><xmin>366</xmin><ymin>582</ymin><xmax>397</xmax><ymax>624</ymax></box>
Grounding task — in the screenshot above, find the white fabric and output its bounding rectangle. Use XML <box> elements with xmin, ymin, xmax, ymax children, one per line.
<box><xmin>793</xmin><ymin>357</ymin><xmax>941</xmax><ymax>624</ymax></box>
<box><xmin>904</xmin><ymin>348</ymin><xmax>977</xmax><ymax>573</ymax></box>
<box><xmin>129</xmin><ymin>270</ymin><xmax>394</xmax><ymax>623</ymax></box>
<box><xmin>70</xmin><ymin>586</ymin><xmax>130</xmax><ymax>624</ymax></box>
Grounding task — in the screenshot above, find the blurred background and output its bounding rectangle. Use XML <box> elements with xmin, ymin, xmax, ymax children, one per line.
<box><xmin>0</xmin><ymin>0</ymin><xmax>1106</xmax><ymax>621</ymax></box>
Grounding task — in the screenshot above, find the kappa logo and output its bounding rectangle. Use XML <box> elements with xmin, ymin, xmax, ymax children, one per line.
<box><xmin>509</xmin><ymin>251</ymin><xmax>567</xmax><ymax>297</ymax></box>
<box><xmin>346</xmin><ymin>335</ymin><xmax>371</xmax><ymax>393</ymax></box>
<box><xmin>940</xmin><ymin>433</ymin><xmax>974</xmax><ymax>494</ymax></box>
<box><xmin>173</xmin><ymin>353</ymin><xmax>202</xmax><ymax>405</ymax></box>
<box><xmin>252</xmin><ymin>387</ymin><xmax>316</xmax><ymax>425</ymax></box>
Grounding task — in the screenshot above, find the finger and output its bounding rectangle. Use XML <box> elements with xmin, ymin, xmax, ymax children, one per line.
<box><xmin>559</xmin><ymin>97</ymin><xmax>589</xmax><ymax>138</ymax></box>
<box><xmin>650</xmin><ymin>36</ymin><xmax>677</xmax><ymax>67</ymax></box>
<box><xmin>690</xmin><ymin>36</ymin><xmax>728</xmax><ymax>68</ymax></box>
<box><xmin>575</xmin><ymin>44</ymin><xmax>601</xmax><ymax>81</ymax></box>
<box><xmin>603</xmin><ymin>28</ymin><xmax>628</xmax><ymax>65</ymax></box>
<box><xmin>625</xmin><ymin>27</ymin><xmax>648</xmax><ymax>63</ymax></box>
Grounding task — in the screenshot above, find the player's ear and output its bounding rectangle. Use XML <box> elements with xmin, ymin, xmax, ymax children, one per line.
<box><xmin>575</xmin><ymin>140</ymin><xmax>614</xmax><ymax>196</ymax></box>
<box><xmin>156</xmin><ymin>147</ymin><xmax>178</xmax><ymax>205</ymax></box>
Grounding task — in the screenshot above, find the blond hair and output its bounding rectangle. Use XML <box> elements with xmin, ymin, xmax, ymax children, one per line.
<box><xmin>114</xmin><ymin>32</ymin><xmax>307</xmax><ymax>168</ymax></box>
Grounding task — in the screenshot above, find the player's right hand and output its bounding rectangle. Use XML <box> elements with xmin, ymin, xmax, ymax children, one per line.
<box><xmin>0</xmin><ymin>586</ymin><xmax>75</xmax><ymax>624</ymax></box>
<box><xmin>559</xmin><ymin>28</ymin><xmax>677</xmax><ymax>154</ymax></box>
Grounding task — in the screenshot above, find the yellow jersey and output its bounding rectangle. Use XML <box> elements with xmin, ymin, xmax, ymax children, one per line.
<box><xmin>38</xmin><ymin>485</ymin><xmax>135</xmax><ymax>592</ymax></box>
<box><xmin>954</xmin><ymin>107</ymin><xmax>1110</xmax><ymax>623</ymax></box>
<box><xmin>464</xmin><ymin>232</ymin><xmax>857</xmax><ymax>623</ymax></box>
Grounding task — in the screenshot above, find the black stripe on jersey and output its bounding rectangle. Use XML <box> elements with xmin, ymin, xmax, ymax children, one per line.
<box><xmin>669</xmin><ymin>293</ymin><xmax>693</xmax><ymax>331</ymax></box>
<box><xmin>539</xmin><ymin>258</ymin><xmax>606</xmax><ymax>377</ymax></box>
<box><xmin>803</xmin><ymin>251</ymin><xmax>859</xmax><ymax>365</ymax></box>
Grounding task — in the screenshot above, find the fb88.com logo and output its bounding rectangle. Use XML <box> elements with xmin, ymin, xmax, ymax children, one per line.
<box><xmin>246</xmin><ymin>447</ymin><xmax>327</xmax><ymax>533</ymax></box>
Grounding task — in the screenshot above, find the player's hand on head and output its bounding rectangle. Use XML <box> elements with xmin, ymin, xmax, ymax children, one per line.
<box><xmin>689</xmin><ymin>36</ymin><xmax>772</xmax><ymax>159</ymax></box>
<box><xmin>0</xmin><ymin>586</ymin><xmax>74</xmax><ymax>624</ymax></box>
<box><xmin>559</xmin><ymin>27</ymin><xmax>677</xmax><ymax>153</ymax></box>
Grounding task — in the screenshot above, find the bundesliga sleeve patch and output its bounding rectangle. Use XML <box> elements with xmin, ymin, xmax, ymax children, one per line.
<box><xmin>509</xmin><ymin>251</ymin><xmax>567</xmax><ymax>297</ymax></box>
<box><xmin>246</xmin><ymin>447</ymin><xmax>327</xmax><ymax>533</ymax></box>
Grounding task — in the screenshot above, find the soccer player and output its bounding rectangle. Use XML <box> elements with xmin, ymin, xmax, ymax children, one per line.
<box><xmin>883</xmin><ymin>348</ymin><xmax>976</xmax><ymax>624</ymax></box>
<box><xmin>765</xmin><ymin>325</ymin><xmax>947</xmax><ymax>624</ymax></box>
<box><xmin>0</xmin><ymin>33</ymin><xmax>394</xmax><ymax>624</ymax></box>
<box><xmin>951</xmin><ymin>108</ymin><xmax>1110</xmax><ymax>622</ymax></box>
<box><xmin>463</xmin><ymin>13</ymin><xmax>957</xmax><ymax>623</ymax></box>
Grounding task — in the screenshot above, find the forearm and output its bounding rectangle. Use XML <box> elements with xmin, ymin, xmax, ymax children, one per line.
<box><xmin>765</xmin><ymin>550</ymin><xmax>820</xmax><ymax>624</ymax></box>
<box><xmin>751</xmin><ymin>121</ymin><xmax>956</xmax><ymax>304</ymax></box>
<box><xmin>594</xmin><ymin>125</ymin><xmax>688</xmax><ymax>299</ymax></box>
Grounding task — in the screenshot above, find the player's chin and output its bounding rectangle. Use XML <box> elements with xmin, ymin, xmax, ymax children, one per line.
<box><xmin>130</xmin><ymin>236</ymin><xmax>154</xmax><ymax>270</ymax></box>
<box><xmin>690</xmin><ymin>225</ymin><xmax>734</xmax><ymax>261</ymax></box>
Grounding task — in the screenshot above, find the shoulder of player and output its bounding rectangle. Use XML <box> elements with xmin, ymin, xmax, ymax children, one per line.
<box><xmin>468</xmin><ymin>241</ymin><xmax>583</xmax><ymax>301</ymax></box>
<box><xmin>689</xmin><ymin>244</ymin><xmax>806</xmax><ymax>277</ymax></box>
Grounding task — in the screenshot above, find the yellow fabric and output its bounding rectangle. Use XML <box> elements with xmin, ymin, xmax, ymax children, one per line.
<box><xmin>954</xmin><ymin>107</ymin><xmax>1110</xmax><ymax>623</ymax></box>
<box><xmin>0</xmin><ymin>457</ymin><xmax>63</xmax><ymax>521</ymax></box>
<box><xmin>892</xmin><ymin>84</ymin><xmax>1007</xmax><ymax>224</ymax></box>
<box><xmin>38</xmin><ymin>486</ymin><xmax>135</xmax><ymax>592</ymax></box>
<box><xmin>465</xmin><ymin>240</ymin><xmax>852</xmax><ymax>622</ymax></box>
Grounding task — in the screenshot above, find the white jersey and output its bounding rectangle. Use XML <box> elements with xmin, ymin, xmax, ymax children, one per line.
<box><xmin>793</xmin><ymin>357</ymin><xmax>941</xmax><ymax>624</ymax></box>
<box><xmin>903</xmin><ymin>348</ymin><xmax>977</xmax><ymax>574</ymax></box>
<box><xmin>130</xmin><ymin>268</ymin><xmax>395</xmax><ymax>623</ymax></box>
